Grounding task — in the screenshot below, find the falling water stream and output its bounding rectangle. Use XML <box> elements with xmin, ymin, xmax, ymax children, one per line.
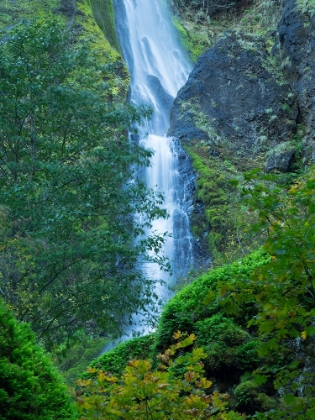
<box><xmin>111</xmin><ymin>0</ymin><xmax>193</xmax><ymax>340</ymax></box>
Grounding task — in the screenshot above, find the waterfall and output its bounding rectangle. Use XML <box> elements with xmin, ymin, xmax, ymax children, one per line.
<box><xmin>113</xmin><ymin>0</ymin><xmax>193</xmax><ymax>337</ymax></box>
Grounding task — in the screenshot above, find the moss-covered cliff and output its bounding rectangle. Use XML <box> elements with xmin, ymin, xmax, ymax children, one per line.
<box><xmin>169</xmin><ymin>0</ymin><xmax>315</xmax><ymax>265</ymax></box>
<box><xmin>0</xmin><ymin>0</ymin><xmax>128</xmax><ymax>99</ymax></box>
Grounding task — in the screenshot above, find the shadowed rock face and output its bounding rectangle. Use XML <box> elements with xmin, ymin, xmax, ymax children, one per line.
<box><xmin>274</xmin><ymin>0</ymin><xmax>315</xmax><ymax>159</ymax></box>
<box><xmin>146</xmin><ymin>75</ymin><xmax>174</xmax><ymax>113</ymax></box>
<box><xmin>168</xmin><ymin>31</ymin><xmax>298</xmax><ymax>158</ymax></box>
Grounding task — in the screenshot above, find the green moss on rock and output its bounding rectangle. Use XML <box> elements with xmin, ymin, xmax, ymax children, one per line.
<box><xmin>297</xmin><ymin>0</ymin><xmax>315</xmax><ymax>16</ymax></box>
<box><xmin>195</xmin><ymin>314</ymin><xmax>260</xmax><ymax>372</ymax></box>
<box><xmin>87</xmin><ymin>0</ymin><xmax>120</xmax><ymax>51</ymax></box>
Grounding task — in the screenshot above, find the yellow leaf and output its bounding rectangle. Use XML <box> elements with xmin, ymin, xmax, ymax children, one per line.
<box><xmin>184</xmin><ymin>394</ymin><xmax>202</xmax><ymax>406</ymax></box>
<box><xmin>128</xmin><ymin>359</ymin><xmax>140</xmax><ymax>368</ymax></box>
<box><xmin>86</xmin><ymin>366</ymin><xmax>98</xmax><ymax>374</ymax></box>
<box><xmin>200</xmin><ymin>394</ymin><xmax>213</xmax><ymax>403</ymax></box>
<box><xmin>196</xmin><ymin>378</ymin><xmax>212</xmax><ymax>389</ymax></box>
<box><xmin>98</xmin><ymin>370</ymin><xmax>106</xmax><ymax>381</ymax></box>
<box><xmin>173</xmin><ymin>330</ymin><xmax>181</xmax><ymax>340</ymax></box>
<box><xmin>184</xmin><ymin>371</ymin><xmax>196</xmax><ymax>382</ymax></box>
<box><xmin>158</xmin><ymin>364</ymin><xmax>167</xmax><ymax>370</ymax></box>
<box><xmin>183</xmin><ymin>408</ymin><xmax>200</xmax><ymax>415</ymax></box>
<box><xmin>76</xmin><ymin>379</ymin><xmax>92</xmax><ymax>387</ymax></box>
<box><xmin>301</xmin><ymin>330</ymin><xmax>307</xmax><ymax>340</ymax></box>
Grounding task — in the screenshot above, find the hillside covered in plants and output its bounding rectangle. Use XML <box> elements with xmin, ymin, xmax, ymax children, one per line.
<box><xmin>0</xmin><ymin>0</ymin><xmax>315</xmax><ymax>419</ymax></box>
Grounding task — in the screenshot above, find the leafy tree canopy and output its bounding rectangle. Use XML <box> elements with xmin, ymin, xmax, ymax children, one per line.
<box><xmin>0</xmin><ymin>19</ymin><xmax>168</xmax><ymax>349</ymax></box>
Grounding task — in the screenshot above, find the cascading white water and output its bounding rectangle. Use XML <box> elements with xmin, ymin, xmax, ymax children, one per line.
<box><xmin>113</xmin><ymin>0</ymin><xmax>193</xmax><ymax>335</ymax></box>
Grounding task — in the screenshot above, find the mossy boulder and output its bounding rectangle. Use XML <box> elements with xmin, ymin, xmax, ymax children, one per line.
<box><xmin>155</xmin><ymin>249</ymin><xmax>268</xmax><ymax>351</ymax></box>
<box><xmin>195</xmin><ymin>314</ymin><xmax>260</xmax><ymax>373</ymax></box>
<box><xmin>264</xmin><ymin>141</ymin><xmax>297</xmax><ymax>172</ymax></box>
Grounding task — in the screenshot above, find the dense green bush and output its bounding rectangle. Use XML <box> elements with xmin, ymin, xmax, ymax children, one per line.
<box><xmin>89</xmin><ymin>334</ymin><xmax>155</xmax><ymax>376</ymax></box>
<box><xmin>154</xmin><ymin>249</ymin><xmax>269</xmax><ymax>352</ymax></box>
<box><xmin>0</xmin><ymin>300</ymin><xmax>77</xmax><ymax>420</ymax></box>
<box><xmin>86</xmin><ymin>249</ymin><xmax>268</xmax><ymax>415</ymax></box>
<box><xmin>195</xmin><ymin>314</ymin><xmax>260</xmax><ymax>372</ymax></box>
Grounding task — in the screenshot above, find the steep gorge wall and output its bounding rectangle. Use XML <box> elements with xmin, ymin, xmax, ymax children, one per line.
<box><xmin>170</xmin><ymin>0</ymin><xmax>315</xmax><ymax>262</ymax></box>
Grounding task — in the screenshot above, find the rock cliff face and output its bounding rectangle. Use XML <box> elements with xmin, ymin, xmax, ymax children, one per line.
<box><xmin>170</xmin><ymin>0</ymin><xmax>314</xmax><ymax>168</ymax></box>
<box><xmin>169</xmin><ymin>0</ymin><xmax>315</xmax><ymax>261</ymax></box>
<box><xmin>274</xmin><ymin>0</ymin><xmax>315</xmax><ymax>160</ymax></box>
<box><xmin>169</xmin><ymin>31</ymin><xmax>298</xmax><ymax>160</ymax></box>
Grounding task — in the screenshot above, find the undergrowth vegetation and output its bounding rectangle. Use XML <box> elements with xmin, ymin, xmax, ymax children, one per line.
<box><xmin>89</xmin><ymin>334</ymin><xmax>156</xmax><ymax>376</ymax></box>
<box><xmin>83</xmin><ymin>167</ymin><xmax>315</xmax><ymax>417</ymax></box>
<box><xmin>55</xmin><ymin>335</ymin><xmax>110</xmax><ymax>385</ymax></box>
<box><xmin>77</xmin><ymin>332</ymin><xmax>245</xmax><ymax>419</ymax></box>
<box><xmin>171</xmin><ymin>0</ymin><xmax>282</xmax><ymax>62</ymax></box>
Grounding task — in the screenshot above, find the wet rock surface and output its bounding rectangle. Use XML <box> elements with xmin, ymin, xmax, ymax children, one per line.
<box><xmin>167</xmin><ymin>0</ymin><xmax>315</xmax><ymax>268</ymax></box>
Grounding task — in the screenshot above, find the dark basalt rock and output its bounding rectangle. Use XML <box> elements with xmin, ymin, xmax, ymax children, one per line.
<box><xmin>168</xmin><ymin>31</ymin><xmax>298</xmax><ymax>157</ymax></box>
<box><xmin>274</xmin><ymin>0</ymin><xmax>315</xmax><ymax>159</ymax></box>
<box><xmin>146</xmin><ymin>75</ymin><xmax>174</xmax><ymax>113</ymax></box>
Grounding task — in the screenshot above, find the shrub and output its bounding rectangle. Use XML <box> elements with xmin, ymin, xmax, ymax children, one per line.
<box><xmin>154</xmin><ymin>249</ymin><xmax>268</xmax><ymax>352</ymax></box>
<box><xmin>233</xmin><ymin>380</ymin><xmax>260</xmax><ymax>411</ymax></box>
<box><xmin>90</xmin><ymin>334</ymin><xmax>155</xmax><ymax>376</ymax></box>
<box><xmin>195</xmin><ymin>315</ymin><xmax>259</xmax><ymax>372</ymax></box>
<box><xmin>0</xmin><ymin>300</ymin><xmax>77</xmax><ymax>420</ymax></box>
<box><xmin>77</xmin><ymin>332</ymin><xmax>245</xmax><ymax>419</ymax></box>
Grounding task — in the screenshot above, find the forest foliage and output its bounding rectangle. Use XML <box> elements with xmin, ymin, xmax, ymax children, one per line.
<box><xmin>77</xmin><ymin>332</ymin><xmax>245</xmax><ymax>419</ymax></box>
<box><xmin>1</xmin><ymin>2</ymin><xmax>315</xmax><ymax>419</ymax></box>
<box><xmin>0</xmin><ymin>19</ymin><xmax>168</xmax><ymax>349</ymax></box>
<box><xmin>80</xmin><ymin>168</ymin><xmax>315</xmax><ymax>418</ymax></box>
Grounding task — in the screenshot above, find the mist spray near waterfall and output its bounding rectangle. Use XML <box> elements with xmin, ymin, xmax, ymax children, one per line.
<box><xmin>112</xmin><ymin>0</ymin><xmax>193</xmax><ymax>338</ymax></box>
